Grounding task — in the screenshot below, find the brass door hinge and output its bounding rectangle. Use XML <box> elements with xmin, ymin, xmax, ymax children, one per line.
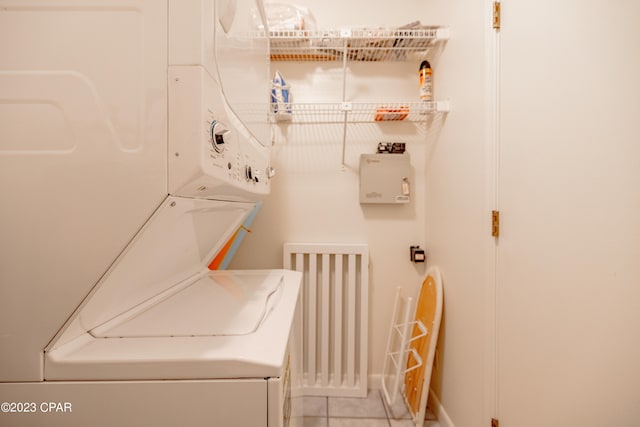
<box><xmin>493</xmin><ymin>1</ymin><xmax>501</xmax><ymax>29</ymax></box>
<box><xmin>491</xmin><ymin>418</ymin><xmax>500</xmax><ymax>427</ymax></box>
<box><xmin>492</xmin><ymin>210</ymin><xmax>500</xmax><ymax>237</ymax></box>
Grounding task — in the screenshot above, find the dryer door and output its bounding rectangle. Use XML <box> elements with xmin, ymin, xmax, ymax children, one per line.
<box><xmin>214</xmin><ymin>0</ymin><xmax>270</xmax><ymax>147</ymax></box>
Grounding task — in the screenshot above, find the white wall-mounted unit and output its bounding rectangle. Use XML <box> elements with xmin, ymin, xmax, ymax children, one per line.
<box><xmin>360</xmin><ymin>153</ymin><xmax>412</xmax><ymax>204</ymax></box>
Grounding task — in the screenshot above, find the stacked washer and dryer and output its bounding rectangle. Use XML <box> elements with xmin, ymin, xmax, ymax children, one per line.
<box><xmin>0</xmin><ymin>1</ymin><xmax>302</xmax><ymax>426</ymax></box>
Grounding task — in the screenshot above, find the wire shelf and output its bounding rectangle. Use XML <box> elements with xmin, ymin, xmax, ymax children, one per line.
<box><xmin>239</xmin><ymin>25</ymin><xmax>450</xmax><ymax>163</ymax></box>
<box><xmin>270</xmin><ymin>101</ymin><xmax>449</xmax><ymax>123</ymax></box>
<box><xmin>251</xmin><ymin>27</ymin><xmax>449</xmax><ymax>62</ymax></box>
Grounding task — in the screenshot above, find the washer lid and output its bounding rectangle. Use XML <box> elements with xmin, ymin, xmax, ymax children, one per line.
<box><xmin>92</xmin><ymin>270</ymin><xmax>285</xmax><ymax>338</ymax></box>
<box><xmin>44</xmin><ymin>270</ymin><xmax>303</xmax><ymax>381</ymax></box>
<box><xmin>51</xmin><ymin>196</ymin><xmax>256</xmax><ymax>349</ymax></box>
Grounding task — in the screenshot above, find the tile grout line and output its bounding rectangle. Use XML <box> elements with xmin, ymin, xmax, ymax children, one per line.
<box><xmin>378</xmin><ymin>389</ymin><xmax>393</xmax><ymax>427</ymax></box>
<box><xmin>325</xmin><ymin>396</ymin><xmax>329</xmax><ymax>427</ymax></box>
<box><xmin>310</xmin><ymin>392</ymin><xmax>416</xmax><ymax>426</ymax></box>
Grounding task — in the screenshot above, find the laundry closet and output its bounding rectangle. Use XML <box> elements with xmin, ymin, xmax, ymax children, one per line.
<box><xmin>1</xmin><ymin>1</ymin><xmax>639</xmax><ymax>427</ymax></box>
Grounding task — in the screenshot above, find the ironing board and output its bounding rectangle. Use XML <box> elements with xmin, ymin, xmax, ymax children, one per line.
<box><xmin>381</xmin><ymin>266</ymin><xmax>443</xmax><ymax>425</ymax></box>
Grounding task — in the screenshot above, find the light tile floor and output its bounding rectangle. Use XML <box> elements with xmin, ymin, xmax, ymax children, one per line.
<box><xmin>302</xmin><ymin>389</ymin><xmax>441</xmax><ymax>427</ymax></box>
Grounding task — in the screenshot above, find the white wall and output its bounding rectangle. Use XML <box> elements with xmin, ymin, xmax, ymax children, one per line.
<box><xmin>231</xmin><ymin>1</ymin><xmax>490</xmax><ymax>426</ymax></box>
<box><xmin>418</xmin><ymin>1</ymin><xmax>491</xmax><ymax>426</ymax></box>
<box><xmin>232</xmin><ymin>0</ymin><xmax>431</xmax><ymax>389</ymax></box>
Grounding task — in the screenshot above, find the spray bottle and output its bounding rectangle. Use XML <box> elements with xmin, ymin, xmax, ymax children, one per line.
<box><xmin>419</xmin><ymin>60</ymin><xmax>433</xmax><ymax>101</ymax></box>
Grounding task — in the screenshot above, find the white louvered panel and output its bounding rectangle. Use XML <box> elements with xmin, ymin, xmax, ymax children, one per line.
<box><xmin>284</xmin><ymin>243</ymin><xmax>369</xmax><ymax>397</ymax></box>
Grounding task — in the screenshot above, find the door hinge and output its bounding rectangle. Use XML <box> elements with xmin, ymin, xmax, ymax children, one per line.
<box><xmin>491</xmin><ymin>418</ymin><xmax>500</xmax><ymax>427</ymax></box>
<box><xmin>492</xmin><ymin>1</ymin><xmax>501</xmax><ymax>30</ymax></box>
<box><xmin>491</xmin><ymin>210</ymin><xmax>500</xmax><ymax>237</ymax></box>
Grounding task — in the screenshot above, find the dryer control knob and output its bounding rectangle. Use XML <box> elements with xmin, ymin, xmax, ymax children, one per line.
<box><xmin>210</xmin><ymin>120</ymin><xmax>230</xmax><ymax>153</ymax></box>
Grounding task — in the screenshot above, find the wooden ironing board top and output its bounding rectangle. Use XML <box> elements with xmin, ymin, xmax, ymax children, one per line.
<box><xmin>404</xmin><ymin>268</ymin><xmax>443</xmax><ymax>420</ymax></box>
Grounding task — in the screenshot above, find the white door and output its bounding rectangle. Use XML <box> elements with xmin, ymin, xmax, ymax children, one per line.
<box><xmin>497</xmin><ymin>0</ymin><xmax>640</xmax><ymax>425</ymax></box>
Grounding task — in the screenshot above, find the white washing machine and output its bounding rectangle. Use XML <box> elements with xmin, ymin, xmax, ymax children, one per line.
<box><xmin>0</xmin><ymin>1</ymin><xmax>302</xmax><ymax>426</ymax></box>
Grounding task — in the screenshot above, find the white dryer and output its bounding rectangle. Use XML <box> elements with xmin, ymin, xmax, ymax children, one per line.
<box><xmin>0</xmin><ymin>1</ymin><xmax>302</xmax><ymax>426</ymax></box>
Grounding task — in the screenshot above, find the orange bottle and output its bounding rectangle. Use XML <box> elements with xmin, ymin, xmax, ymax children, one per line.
<box><xmin>419</xmin><ymin>60</ymin><xmax>433</xmax><ymax>101</ymax></box>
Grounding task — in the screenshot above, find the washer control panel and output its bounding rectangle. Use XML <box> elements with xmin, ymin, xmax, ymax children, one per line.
<box><xmin>204</xmin><ymin>112</ymin><xmax>267</xmax><ymax>187</ymax></box>
<box><xmin>169</xmin><ymin>66</ymin><xmax>271</xmax><ymax>201</ymax></box>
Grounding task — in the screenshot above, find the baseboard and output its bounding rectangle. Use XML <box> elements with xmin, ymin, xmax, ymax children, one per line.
<box><xmin>369</xmin><ymin>373</ymin><xmax>382</xmax><ymax>391</ymax></box>
<box><xmin>428</xmin><ymin>388</ymin><xmax>455</xmax><ymax>427</ymax></box>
